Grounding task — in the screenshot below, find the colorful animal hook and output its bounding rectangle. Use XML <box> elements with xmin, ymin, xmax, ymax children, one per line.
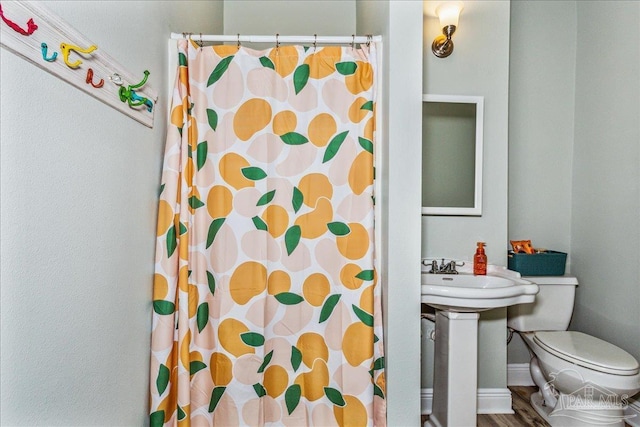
<box><xmin>40</xmin><ymin>42</ymin><xmax>57</xmax><ymax>62</ymax></box>
<box><xmin>119</xmin><ymin>70</ymin><xmax>153</xmax><ymax>112</ymax></box>
<box><xmin>59</xmin><ymin>42</ymin><xmax>98</xmax><ymax>69</ymax></box>
<box><xmin>129</xmin><ymin>70</ymin><xmax>150</xmax><ymax>91</ymax></box>
<box><xmin>0</xmin><ymin>4</ymin><xmax>38</xmax><ymax>36</ymax></box>
<box><xmin>85</xmin><ymin>68</ymin><xmax>104</xmax><ymax>88</ymax></box>
<box><xmin>130</xmin><ymin>90</ymin><xmax>154</xmax><ymax>112</ymax></box>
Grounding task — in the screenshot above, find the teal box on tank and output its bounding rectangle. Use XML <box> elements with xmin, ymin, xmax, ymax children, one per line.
<box><xmin>507</xmin><ymin>250</ymin><xmax>567</xmax><ymax>276</ymax></box>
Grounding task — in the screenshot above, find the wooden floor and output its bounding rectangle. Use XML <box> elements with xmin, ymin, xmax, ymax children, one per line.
<box><xmin>476</xmin><ymin>386</ymin><xmax>550</xmax><ymax>427</ymax></box>
<box><xmin>421</xmin><ymin>386</ymin><xmax>631</xmax><ymax>427</ymax></box>
<box><xmin>421</xmin><ymin>386</ymin><xmax>632</xmax><ymax>427</ymax></box>
<box><xmin>421</xmin><ymin>386</ymin><xmax>549</xmax><ymax>427</ymax></box>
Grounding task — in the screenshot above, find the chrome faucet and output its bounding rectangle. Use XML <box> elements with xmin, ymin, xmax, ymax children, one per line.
<box><xmin>423</xmin><ymin>258</ymin><xmax>464</xmax><ymax>274</ymax></box>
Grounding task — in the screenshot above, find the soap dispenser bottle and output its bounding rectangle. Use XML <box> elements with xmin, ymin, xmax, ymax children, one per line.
<box><xmin>474</xmin><ymin>242</ymin><xmax>487</xmax><ymax>275</ymax></box>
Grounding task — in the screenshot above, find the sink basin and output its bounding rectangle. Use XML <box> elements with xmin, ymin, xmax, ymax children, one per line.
<box><xmin>421</xmin><ymin>269</ymin><xmax>538</xmax><ymax>312</ymax></box>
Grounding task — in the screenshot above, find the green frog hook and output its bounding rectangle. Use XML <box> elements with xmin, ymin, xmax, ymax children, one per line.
<box><xmin>119</xmin><ymin>70</ymin><xmax>153</xmax><ymax>112</ymax></box>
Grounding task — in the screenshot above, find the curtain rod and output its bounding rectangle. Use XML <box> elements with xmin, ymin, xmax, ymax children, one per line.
<box><xmin>170</xmin><ymin>32</ymin><xmax>381</xmax><ymax>44</ymax></box>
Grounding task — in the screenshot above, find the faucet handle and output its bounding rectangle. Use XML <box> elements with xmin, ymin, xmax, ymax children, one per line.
<box><xmin>444</xmin><ymin>260</ymin><xmax>464</xmax><ymax>274</ymax></box>
<box><xmin>439</xmin><ymin>260</ymin><xmax>453</xmax><ymax>273</ymax></box>
<box><xmin>422</xmin><ymin>259</ymin><xmax>439</xmax><ymax>274</ymax></box>
<box><xmin>430</xmin><ymin>260</ymin><xmax>438</xmax><ymax>273</ymax></box>
<box><xmin>422</xmin><ymin>258</ymin><xmax>464</xmax><ymax>274</ymax></box>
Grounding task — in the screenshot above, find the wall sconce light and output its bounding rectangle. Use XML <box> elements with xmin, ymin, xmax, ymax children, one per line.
<box><xmin>432</xmin><ymin>2</ymin><xmax>464</xmax><ymax>58</ymax></box>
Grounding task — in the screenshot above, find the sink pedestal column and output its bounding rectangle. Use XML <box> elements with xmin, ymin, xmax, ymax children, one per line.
<box><xmin>426</xmin><ymin>310</ymin><xmax>479</xmax><ymax>427</ymax></box>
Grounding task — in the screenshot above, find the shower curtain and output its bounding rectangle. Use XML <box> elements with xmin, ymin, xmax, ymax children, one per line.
<box><xmin>150</xmin><ymin>39</ymin><xmax>385</xmax><ymax>427</ymax></box>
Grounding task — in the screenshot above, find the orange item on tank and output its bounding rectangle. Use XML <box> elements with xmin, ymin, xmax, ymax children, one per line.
<box><xmin>510</xmin><ymin>239</ymin><xmax>535</xmax><ymax>254</ymax></box>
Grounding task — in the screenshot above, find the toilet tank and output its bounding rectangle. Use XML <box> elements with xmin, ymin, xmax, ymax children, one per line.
<box><xmin>507</xmin><ymin>276</ymin><xmax>578</xmax><ymax>332</ymax></box>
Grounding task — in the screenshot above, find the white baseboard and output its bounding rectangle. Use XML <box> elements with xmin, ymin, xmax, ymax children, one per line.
<box><xmin>477</xmin><ymin>388</ymin><xmax>515</xmax><ymax>414</ymax></box>
<box><xmin>421</xmin><ymin>388</ymin><xmax>514</xmax><ymax>415</ymax></box>
<box><xmin>507</xmin><ymin>363</ymin><xmax>534</xmax><ymax>386</ymax></box>
<box><xmin>421</xmin><ymin>388</ymin><xmax>433</xmax><ymax>414</ymax></box>
<box><xmin>625</xmin><ymin>397</ymin><xmax>640</xmax><ymax>427</ymax></box>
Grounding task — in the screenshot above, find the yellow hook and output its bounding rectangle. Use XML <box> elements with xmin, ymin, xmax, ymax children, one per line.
<box><xmin>59</xmin><ymin>42</ymin><xmax>98</xmax><ymax>69</ymax></box>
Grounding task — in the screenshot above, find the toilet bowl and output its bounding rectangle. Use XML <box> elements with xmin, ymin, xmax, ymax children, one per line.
<box><xmin>522</xmin><ymin>331</ymin><xmax>640</xmax><ymax>427</ymax></box>
<box><xmin>507</xmin><ymin>276</ymin><xmax>640</xmax><ymax>427</ymax></box>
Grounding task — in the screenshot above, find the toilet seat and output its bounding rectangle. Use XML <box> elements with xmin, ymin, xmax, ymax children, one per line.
<box><xmin>533</xmin><ymin>331</ymin><xmax>639</xmax><ymax>376</ymax></box>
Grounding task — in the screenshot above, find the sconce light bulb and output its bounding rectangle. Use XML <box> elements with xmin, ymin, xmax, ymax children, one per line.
<box><xmin>432</xmin><ymin>2</ymin><xmax>463</xmax><ymax>58</ymax></box>
<box><xmin>436</xmin><ymin>2</ymin><xmax>463</xmax><ymax>28</ymax></box>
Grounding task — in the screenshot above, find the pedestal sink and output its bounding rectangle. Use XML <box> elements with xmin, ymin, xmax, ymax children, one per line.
<box><xmin>422</xmin><ymin>265</ymin><xmax>538</xmax><ymax>427</ymax></box>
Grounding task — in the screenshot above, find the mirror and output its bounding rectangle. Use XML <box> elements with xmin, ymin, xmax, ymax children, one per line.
<box><xmin>421</xmin><ymin>94</ymin><xmax>484</xmax><ymax>216</ymax></box>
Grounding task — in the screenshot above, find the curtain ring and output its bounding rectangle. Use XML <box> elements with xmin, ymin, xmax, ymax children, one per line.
<box><xmin>313</xmin><ymin>34</ymin><xmax>317</xmax><ymax>52</ymax></box>
<box><xmin>237</xmin><ymin>33</ymin><xmax>241</xmax><ymax>49</ymax></box>
<box><xmin>351</xmin><ymin>34</ymin><xmax>355</xmax><ymax>49</ymax></box>
<box><xmin>366</xmin><ymin>34</ymin><xmax>372</xmax><ymax>48</ymax></box>
<box><xmin>198</xmin><ymin>32</ymin><xmax>203</xmax><ymax>50</ymax></box>
<box><xmin>275</xmin><ymin>33</ymin><xmax>280</xmax><ymax>55</ymax></box>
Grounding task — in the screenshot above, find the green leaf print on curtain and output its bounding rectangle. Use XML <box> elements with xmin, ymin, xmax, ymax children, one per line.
<box><xmin>149</xmin><ymin>40</ymin><xmax>385</xmax><ymax>426</ymax></box>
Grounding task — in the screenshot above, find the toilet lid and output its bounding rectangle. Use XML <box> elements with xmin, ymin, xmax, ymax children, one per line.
<box><xmin>534</xmin><ymin>331</ymin><xmax>639</xmax><ymax>376</ymax></box>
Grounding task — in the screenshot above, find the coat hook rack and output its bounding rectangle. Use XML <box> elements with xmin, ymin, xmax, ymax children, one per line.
<box><xmin>0</xmin><ymin>1</ymin><xmax>157</xmax><ymax>127</ymax></box>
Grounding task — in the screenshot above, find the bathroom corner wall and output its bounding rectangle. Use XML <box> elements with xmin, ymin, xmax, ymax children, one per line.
<box><xmin>508</xmin><ymin>0</ymin><xmax>640</xmax><ymax>371</ymax></box>
<box><xmin>570</xmin><ymin>1</ymin><xmax>640</xmax><ymax>364</ymax></box>
<box><xmin>508</xmin><ymin>1</ymin><xmax>576</xmax><ymax>267</ymax></box>
<box><xmin>422</xmin><ymin>1</ymin><xmax>511</xmax><ymax>390</ymax></box>
<box><xmin>0</xmin><ymin>2</ymin><xmax>222</xmax><ymax>425</ymax></box>
<box><xmin>507</xmin><ymin>0</ymin><xmax>577</xmax><ymax>365</ymax></box>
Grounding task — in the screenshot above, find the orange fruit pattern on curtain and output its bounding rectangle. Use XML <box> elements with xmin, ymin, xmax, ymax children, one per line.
<box><xmin>150</xmin><ymin>39</ymin><xmax>385</xmax><ymax>427</ymax></box>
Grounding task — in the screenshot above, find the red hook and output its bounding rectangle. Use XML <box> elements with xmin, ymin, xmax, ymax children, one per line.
<box><xmin>85</xmin><ymin>68</ymin><xmax>104</xmax><ymax>88</ymax></box>
<box><xmin>0</xmin><ymin>4</ymin><xmax>38</xmax><ymax>36</ymax></box>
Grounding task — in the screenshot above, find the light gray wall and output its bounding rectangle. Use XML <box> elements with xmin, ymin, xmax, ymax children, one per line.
<box><xmin>570</xmin><ymin>1</ymin><xmax>640</xmax><ymax>362</ymax></box>
<box><xmin>0</xmin><ymin>1</ymin><xmax>222</xmax><ymax>425</ymax></box>
<box><xmin>422</xmin><ymin>0</ymin><xmax>510</xmax><ymax>266</ymax></box>
<box><xmin>422</xmin><ymin>0</ymin><xmax>512</xmax><ymax>390</ymax></box>
<box><xmin>507</xmin><ymin>1</ymin><xmax>640</xmax><ymax>371</ymax></box>
<box><xmin>224</xmin><ymin>0</ymin><xmax>356</xmax><ymax>37</ymax></box>
<box><xmin>508</xmin><ymin>1</ymin><xmax>576</xmax><ymax>263</ymax></box>
<box><xmin>507</xmin><ymin>0</ymin><xmax>577</xmax><ymax>364</ymax></box>
<box><xmin>358</xmin><ymin>1</ymin><xmax>424</xmax><ymax>424</ymax></box>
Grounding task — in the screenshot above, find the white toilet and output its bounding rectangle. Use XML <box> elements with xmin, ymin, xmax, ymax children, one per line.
<box><xmin>507</xmin><ymin>276</ymin><xmax>640</xmax><ymax>427</ymax></box>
